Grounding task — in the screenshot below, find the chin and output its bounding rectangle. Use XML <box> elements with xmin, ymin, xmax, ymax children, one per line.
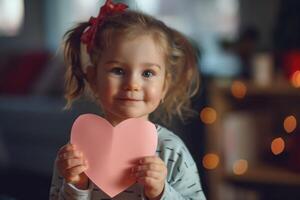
<box><xmin>117</xmin><ymin>111</ymin><xmax>147</xmax><ymax>120</ymax></box>
<box><xmin>124</xmin><ymin>113</ymin><xmax>145</xmax><ymax>119</ymax></box>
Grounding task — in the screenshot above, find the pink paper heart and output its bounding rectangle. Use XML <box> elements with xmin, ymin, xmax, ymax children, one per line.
<box><xmin>70</xmin><ymin>114</ymin><xmax>158</xmax><ymax>197</ymax></box>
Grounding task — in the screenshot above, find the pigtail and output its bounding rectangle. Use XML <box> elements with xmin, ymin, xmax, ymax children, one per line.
<box><xmin>172</xmin><ymin>29</ymin><xmax>200</xmax><ymax>97</ymax></box>
<box><xmin>61</xmin><ymin>10</ymin><xmax>200</xmax><ymax>126</ymax></box>
<box><xmin>161</xmin><ymin>28</ymin><xmax>200</xmax><ymax>124</ymax></box>
<box><xmin>63</xmin><ymin>22</ymin><xmax>90</xmax><ymax>109</ymax></box>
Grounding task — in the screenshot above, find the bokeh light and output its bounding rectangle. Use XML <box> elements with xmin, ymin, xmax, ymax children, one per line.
<box><xmin>283</xmin><ymin>115</ymin><xmax>297</xmax><ymax>133</ymax></box>
<box><xmin>291</xmin><ymin>70</ymin><xmax>300</xmax><ymax>88</ymax></box>
<box><xmin>233</xmin><ymin>159</ymin><xmax>248</xmax><ymax>175</ymax></box>
<box><xmin>200</xmin><ymin>107</ymin><xmax>217</xmax><ymax>124</ymax></box>
<box><xmin>202</xmin><ymin>153</ymin><xmax>220</xmax><ymax>170</ymax></box>
<box><xmin>231</xmin><ymin>81</ymin><xmax>247</xmax><ymax>99</ymax></box>
<box><xmin>271</xmin><ymin>137</ymin><xmax>285</xmax><ymax>155</ymax></box>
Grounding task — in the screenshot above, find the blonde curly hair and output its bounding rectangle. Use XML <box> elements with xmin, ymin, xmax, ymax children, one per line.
<box><xmin>63</xmin><ymin>10</ymin><xmax>200</xmax><ymax>126</ymax></box>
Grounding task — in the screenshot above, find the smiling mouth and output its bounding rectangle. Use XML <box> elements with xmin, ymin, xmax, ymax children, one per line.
<box><xmin>117</xmin><ymin>98</ymin><xmax>142</xmax><ymax>101</ymax></box>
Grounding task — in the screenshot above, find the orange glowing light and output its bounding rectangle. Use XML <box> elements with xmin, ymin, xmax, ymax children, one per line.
<box><xmin>233</xmin><ymin>159</ymin><xmax>248</xmax><ymax>175</ymax></box>
<box><xmin>283</xmin><ymin>115</ymin><xmax>297</xmax><ymax>133</ymax></box>
<box><xmin>202</xmin><ymin>153</ymin><xmax>219</xmax><ymax>170</ymax></box>
<box><xmin>200</xmin><ymin>107</ymin><xmax>217</xmax><ymax>124</ymax></box>
<box><xmin>231</xmin><ymin>81</ymin><xmax>247</xmax><ymax>99</ymax></box>
<box><xmin>291</xmin><ymin>70</ymin><xmax>300</xmax><ymax>88</ymax></box>
<box><xmin>271</xmin><ymin>137</ymin><xmax>285</xmax><ymax>155</ymax></box>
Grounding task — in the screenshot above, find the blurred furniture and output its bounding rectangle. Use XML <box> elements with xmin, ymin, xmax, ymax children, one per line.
<box><xmin>205</xmin><ymin>80</ymin><xmax>300</xmax><ymax>200</ymax></box>
<box><xmin>0</xmin><ymin>51</ymin><xmax>64</xmax><ymax>96</ymax></box>
<box><xmin>0</xmin><ymin>96</ymin><xmax>99</xmax><ymax>199</ymax></box>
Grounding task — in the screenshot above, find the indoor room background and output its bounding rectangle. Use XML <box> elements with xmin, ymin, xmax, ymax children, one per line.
<box><xmin>0</xmin><ymin>0</ymin><xmax>300</xmax><ymax>199</ymax></box>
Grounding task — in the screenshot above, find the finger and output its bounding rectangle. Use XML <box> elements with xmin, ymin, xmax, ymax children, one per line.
<box><xmin>58</xmin><ymin>150</ymin><xmax>83</xmax><ymax>160</ymax></box>
<box><xmin>65</xmin><ymin>164</ymin><xmax>88</xmax><ymax>178</ymax></box>
<box><xmin>139</xmin><ymin>156</ymin><xmax>164</xmax><ymax>165</ymax></box>
<box><xmin>58</xmin><ymin>143</ymin><xmax>76</xmax><ymax>155</ymax></box>
<box><xmin>134</xmin><ymin>170</ymin><xmax>162</xmax><ymax>180</ymax></box>
<box><xmin>66</xmin><ymin>175</ymin><xmax>80</xmax><ymax>183</ymax></box>
<box><xmin>58</xmin><ymin>158</ymin><xmax>87</xmax><ymax>170</ymax></box>
<box><xmin>57</xmin><ymin>144</ymin><xmax>75</xmax><ymax>157</ymax></box>
<box><xmin>137</xmin><ymin>176</ymin><xmax>158</xmax><ymax>186</ymax></box>
<box><xmin>133</xmin><ymin>163</ymin><xmax>163</xmax><ymax>173</ymax></box>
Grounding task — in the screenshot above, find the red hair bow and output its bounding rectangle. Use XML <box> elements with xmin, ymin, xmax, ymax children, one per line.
<box><xmin>81</xmin><ymin>0</ymin><xmax>128</xmax><ymax>54</ymax></box>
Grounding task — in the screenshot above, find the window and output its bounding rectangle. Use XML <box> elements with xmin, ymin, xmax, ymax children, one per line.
<box><xmin>0</xmin><ymin>0</ymin><xmax>24</xmax><ymax>36</ymax></box>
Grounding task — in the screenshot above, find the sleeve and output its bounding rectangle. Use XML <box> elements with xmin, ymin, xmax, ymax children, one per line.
<box><xmin>156</xmin><ymin>134</ymin><xmax>206</xmax><ymax>200</ymax></box>
<box><xmin>49</xmin><ymin>158</ymin><xmax>92</xmax><ymax>200</ymax></box>
<box><xmin>159</xmin><ymin>163</ymin><xmax>206</xmax><ymax>200</ymax></box>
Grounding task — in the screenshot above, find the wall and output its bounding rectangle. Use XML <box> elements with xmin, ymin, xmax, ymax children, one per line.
<box><xmin>239</xmin><ymin>0</ymin><xmax>280</xmax><ymax>49</ymax></box>
<box><xmin>0</xmin><ymin>0</ymin><xmax>46</xmax><ymax>52</ymax></box>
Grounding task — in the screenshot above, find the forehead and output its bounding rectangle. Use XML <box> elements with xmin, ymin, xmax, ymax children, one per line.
<box><xmin>101</xmin><ymin>34</ymin><xmax>166</xmax><ymax>66</ymax></box>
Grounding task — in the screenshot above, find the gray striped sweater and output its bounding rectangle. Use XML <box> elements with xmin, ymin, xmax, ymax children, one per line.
<box><xmin>49</xmin><ymin>124</ymin><xmax>206</xmax><ymax>200</ymax></box>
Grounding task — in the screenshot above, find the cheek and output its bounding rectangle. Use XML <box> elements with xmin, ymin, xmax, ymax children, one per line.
<box><xmin>146</xmin><ymin>85</ymin><xmax>164</xmax><ymax>103</ymax></box>
<box><xmin>95</xmin><ymin>78</ymin><xmax>119</xmax><ymax>103</ymax></box>
<box><xmin>145</xmin><ymin>76</ymin><xmax>167</xmax><ymax>100</ymax></box>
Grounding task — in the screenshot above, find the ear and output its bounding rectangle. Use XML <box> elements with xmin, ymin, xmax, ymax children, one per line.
<box><xmin>85</xmin><ymin>65</ymin><xmax>97</xmax><ymax>91</ymax></box>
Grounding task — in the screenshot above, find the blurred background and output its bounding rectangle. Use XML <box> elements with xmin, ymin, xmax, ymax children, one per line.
<box><xmin>0</xmin><ymin>0</ymin><xmax>300</xmax><ymax>199</ymax></box>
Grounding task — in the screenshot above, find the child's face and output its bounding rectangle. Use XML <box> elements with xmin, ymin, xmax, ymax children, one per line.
<box><xmin>88</xmin><ymin>34</ymin><xmax>168</xmax><ymax>125</ymax></box>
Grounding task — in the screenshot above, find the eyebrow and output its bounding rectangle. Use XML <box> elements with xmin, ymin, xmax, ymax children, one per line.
<box><xmin>104</xmin><ymin>60</ymin><xmax>161</xmax><ymax>69</ymax></box>
<box><xmin>104</xmin><ymin>60</ymin><xmax>121</xmax><ymax>65</ymax></box>
<box><xmin>144</xmin><ymin>62</ymin><xmax>161</xmax><ymax>69</ymax></box>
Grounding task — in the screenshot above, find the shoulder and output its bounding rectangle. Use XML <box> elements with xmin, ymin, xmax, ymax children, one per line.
<box><xmin>156</xmin><ymin>125</ymin><xmax>185</xmax><ymax>147</ymax></box>
<box><xmin>155</xmin><ymin>124</ymin><xmax>195</xmax><ymax>166</ymax></box>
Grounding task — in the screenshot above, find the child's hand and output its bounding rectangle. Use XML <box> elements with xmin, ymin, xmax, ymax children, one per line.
<box><xmin>56</xmin><ymin>143</ymin><xmax>89</xmax><ymax>190</ymax></box>
<box><xmin>132</xmin><ymin>156</ymin><xmax>167</xmax><ymax>200</ymax></box>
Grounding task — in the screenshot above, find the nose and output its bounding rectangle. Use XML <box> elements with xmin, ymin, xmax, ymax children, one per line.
<box><xmin>122</xmin><ymin>74</ymin><xmax>141</xmax><ymax>91</ymax></box>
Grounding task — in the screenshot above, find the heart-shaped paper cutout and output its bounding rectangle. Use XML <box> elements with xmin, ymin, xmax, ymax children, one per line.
<box><xmin>70</xmin><ymin>114</ymin><xmax>158</xmax><ymax>197</ymax></box>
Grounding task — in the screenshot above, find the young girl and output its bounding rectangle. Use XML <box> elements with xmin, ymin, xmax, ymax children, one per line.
<box><xmin>49</xmin><ymin>0</ymin><xmax>206</xmax><ymax>199</ymax></box>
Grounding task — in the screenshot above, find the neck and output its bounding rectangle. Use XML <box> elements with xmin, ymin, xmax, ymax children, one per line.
<box><xmin>104</xmin><ymin>113</ymin><xmax>149</xmax><ymax>127</ymax></box>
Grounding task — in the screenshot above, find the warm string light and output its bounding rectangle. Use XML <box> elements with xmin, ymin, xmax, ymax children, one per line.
<box><xmin>200</xmin><ymin>107</ymin><xmax>217</xmax><ymax>124</ymax></box>
<box><xmin>202</xmin><ymin>82</ymin><xmax>295</xmax><ymax>175</ymax></box>
<box><xmin>231</xmin><ymin>81</ymin><xmax>247</xmax><ymax>99</ymax></box>
<box><xmin>283</xmin><ymin>115</ymin><xmax>297</xmax><ymax>133</ymax></box>
<box><xmin>232</xmin><ymin>159</ymin><xmax>248</xmax><ymax>175</ymax></box>
<box><xmin>202</xmin><ymin>153</ymin><xmax>219</xmax><ymax>170</ymax></box>
<box><xmin>291</xmin><ymin>70</ymin><xmax>300</xmax><ymax>88</ymax></box>
<box><xmin>200</xmin><ymin>106</ymin><xmax>218</xmax><ymax>169</ymax></box>
<box><xmin>271</xmin><ymin>137</ymin><xmax>285</xmax><ymax>155</ymax></box>
<box><xmin>230</xmin><ymin>81</ymin><xmax>248</xmax><ymax>176</ymax></box>
<box><xmin>269</xmin><ymin>115</ymin><xmax>297</xmax><ymax>156</ymax></box>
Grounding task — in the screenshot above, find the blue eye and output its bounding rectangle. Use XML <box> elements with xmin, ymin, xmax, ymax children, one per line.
<box><xmin>143</xmin><ymin>70</ymin><xmax>154</xmax><ymax>78</ymax></box>
<box><xmin>110</xmin><ymin>67</ymin><xmax>124</xmax><ymax>75</ymax></box>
